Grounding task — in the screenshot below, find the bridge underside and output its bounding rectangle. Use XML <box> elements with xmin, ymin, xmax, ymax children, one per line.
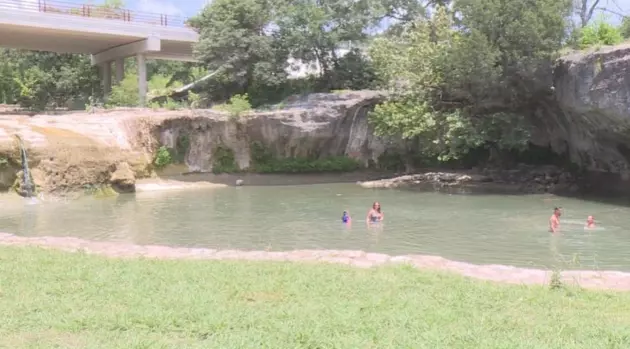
<box><xmin>0</xmin><ymin>10</ymin><xmax>199</xmax><ymax>105</ymax></box>
<box><xmin>0</xmin><ymin>23</ymin><xmax>194</xmax><ymax>60</ymax></box>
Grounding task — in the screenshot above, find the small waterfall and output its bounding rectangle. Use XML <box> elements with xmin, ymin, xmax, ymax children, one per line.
<box><xmin>345</xmin><ymin>101</ymin><xmax>374</xmax><ymax>164</ymax></box>
<box><xmin>14</xmin><ymin>135</ymin><xmax>33</xmax><ymax>197</ymax></box>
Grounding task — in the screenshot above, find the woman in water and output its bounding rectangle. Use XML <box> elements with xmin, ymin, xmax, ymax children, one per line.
<box><xmin>366</xmin><ymin>201</ymin><xmax>384</xmax><ymax>223</ymax></box>
<box><xmin>585</xmin><ymin>215</ymin><xmax>596</xmax><ymax>229</ymax></box>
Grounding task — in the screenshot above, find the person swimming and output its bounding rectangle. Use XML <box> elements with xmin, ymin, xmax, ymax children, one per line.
<box><xmin>549</xmin><ymin>207</ymin><xmax>561</xmax><ymax>233</ymax></box>
<box><xmin>585</xmin><ymin>215</ymin><xmax>596</xmax><ymax>229</ymax></box>
<box><xmin>342</xmin><ymin>211</ymin><xmax>351</xmax><ymax>223</ymax></box>
<box><xmin>366</xmin><ymin>201</ymin><xmax>383</xmax><ymax>224</ymax></box>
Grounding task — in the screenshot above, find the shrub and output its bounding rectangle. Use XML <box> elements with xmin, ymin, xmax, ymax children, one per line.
<box><xmin>214</xmin><ymin>94</ymin><xmax>252</xmax><ymax>119</ymax></box>
<box><xmin>254</xmin><ymin>156</ymin><xmax>361</xmax><ymax>173</ymax></box>
<box><xmin>107</xmin><ymin>74</ymin><xmax>140</xmax><ymax>107</ymax></box>
<box><xmin>578</xmin><ymin>17</ymin><xmax>623</xmax><ymax>49</ymax></box>
<box><xmin>188</xmin><ymin>91</ymin><xmax>201</xmax><ymax>109</ymax></box>
<box><xmin>153</xmin><ymin>146</ymin><xmax>172</xmax><ymax>169</ymax></box>
<box><xmin>249</xmin><ymin>142</ymin><xmax>361</xmax><ymax>173</ymax></box>
<box><xmin>163</xmin><ymin>98</ymin><xmax>182</xmax><ymax>110</ymax></box>
<box><xmin>212</xmin><ymin>146</ymin><xmax>238</xmax><ymax>173</ymax></box>
<box><xmin>107</xmin><ymin>74</ymin><xmax>184</xmax><ymax>108</ymax></box>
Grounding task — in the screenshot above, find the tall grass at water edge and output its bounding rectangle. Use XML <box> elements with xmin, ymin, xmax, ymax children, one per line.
<box><xmin>0</xmin><ymin>247</ymin><xmax>629</xmax><ymax>348</ymax></box>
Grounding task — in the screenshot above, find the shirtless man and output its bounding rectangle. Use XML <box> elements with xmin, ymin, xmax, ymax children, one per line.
<box><xmin>549</xmin><ymin>207</ymin><xmax>562</xmax><ymax>233</ymax></box>
<box><xmin>585</xmin><ymin>215</ymin><xmax>596</xmax><ymax>229</ymax></box>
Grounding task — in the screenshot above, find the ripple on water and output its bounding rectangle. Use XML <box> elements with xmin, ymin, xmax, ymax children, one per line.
<box><xmin>1</xmin><ymin>183</ymin><xmax>630</xmax><ymax>271</ymax></box>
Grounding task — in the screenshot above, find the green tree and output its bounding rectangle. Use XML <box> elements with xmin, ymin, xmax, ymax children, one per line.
<box><xmin>0</xmin><ymin>51</ymin><xmax>19</xmax><ymax>104</ymax></box>
<box><xmin>274</xmin><ymin>0</ymin><xmax>379</xmax><ymax>88</ymax></box>
<box><xmin>188</xmin><ymin>0</ymin><xmax>287</xmax><ymax>98</ymax></box>
<box><xmin>188</xmin><ymin>0</ymin><xmax>435</xmax><ymax>104</ymax></box>
<box><xmin>369</xmin><ymin>0</ymin><xmax>571</xmax><ymax>161</ymax></box>
<box><xmin>0</xmin><ymin>50</ymin><xmax>101</xmax><ymax>110</ymax></box>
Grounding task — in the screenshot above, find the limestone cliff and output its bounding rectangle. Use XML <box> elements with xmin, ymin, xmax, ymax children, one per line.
<box><xmin>0</xmin><ymin>91</ymin><xmax>389</xmax><ymax>196</ymax></box>
<box><xmin>144</xmin><ymin>91</ymin><xmax>390</xmax><ymax>172</ymax></box>
<box><xmin>531</xmin><ymin>44</ymin><xmax>630</xmax><ymax>179</ymax></box>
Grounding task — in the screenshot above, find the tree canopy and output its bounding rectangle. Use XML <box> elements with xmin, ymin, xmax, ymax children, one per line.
<box><xmin>368</xmin><ymin>0</ymin><xmax>572</xmax><ymax>161</ymax></box>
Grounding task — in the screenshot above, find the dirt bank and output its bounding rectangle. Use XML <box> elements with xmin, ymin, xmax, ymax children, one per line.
<box><xmin>1</xmin><ymin>232</ymin><xmax>628</xmax><ymax>291</ymax></box>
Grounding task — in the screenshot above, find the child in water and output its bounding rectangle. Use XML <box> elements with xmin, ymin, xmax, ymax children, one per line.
<box><xmin>585</xmin><ymin>215</ymin><xmax>596</xmax><ymax>229</ymax></box>
<box><xmin>342</xmin><ymin>211</ymin><xmax>352</xmax><ymax>224</ymax></box>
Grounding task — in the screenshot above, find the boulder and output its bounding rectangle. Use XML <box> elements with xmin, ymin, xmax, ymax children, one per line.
<box><xmin>109</xmin><ymin>162</ymin><xmax>136</xmax><ymax>193</ymax></box>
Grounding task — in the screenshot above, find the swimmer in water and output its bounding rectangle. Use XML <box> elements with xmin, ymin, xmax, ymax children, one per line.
<box><xmin>549</xmin><ymin>207</ymin><xmax>562</xmax><ymax>233</ymax></box>
<box><xmin>366</xmin><ymin>201</ymin><xmax>383</xmax><ymax>224</ymax></box>
<box><xmin>342</xmin><ymin>211</ymin><xmax>352</xmax><ymax>224</ymax></box>
<box><xmin>585</xmin><ymin>215</ymin><xmax>596</xmax><ymax>229</ymax></box>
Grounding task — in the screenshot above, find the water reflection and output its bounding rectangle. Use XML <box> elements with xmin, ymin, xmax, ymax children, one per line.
<box><xmin>1</xmin><ymin>183</ymin><xmax>630</xmax><ymax>271</ymax></box>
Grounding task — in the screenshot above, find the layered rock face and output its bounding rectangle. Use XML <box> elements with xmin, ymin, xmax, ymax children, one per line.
<box><xmin>0</xmin><ymin>114</ymin><xmax>150</xmax><ymax>196</ymax></box>
<box><xmin>147</xmin><ymin>91</ymin><xmax>390</xmax><ymax>172</ymax></box>
<box><xmin>0</xmin><ymin>91</ymin><xmax>390</xmax><ymax>196</ymax></box>
<box><xmin>532</xmin><ymin>44</ymin><xmax>630</xmax><ymax>179</ymax></box>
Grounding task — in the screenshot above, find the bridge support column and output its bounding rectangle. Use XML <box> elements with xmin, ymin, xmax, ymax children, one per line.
<box><xmin>137</xmin><ymin>53</ymin><xmax>147</xmax><ymax>106</ymax></box>
<box><xmin>115</xmin><ymin>58</ymin><xmax>125</xmax><ymax>84</ymax></box>
<box><xmin>101</xmin><ymin>61</ymin><xmax>112</xmax><ymax>98</ymax></box>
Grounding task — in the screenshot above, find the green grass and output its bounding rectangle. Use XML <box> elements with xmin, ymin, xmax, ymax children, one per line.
<box><xmin>1</xmin><ymin>247</ymin><xmax>630</xmax><ymax>348</ymax></box>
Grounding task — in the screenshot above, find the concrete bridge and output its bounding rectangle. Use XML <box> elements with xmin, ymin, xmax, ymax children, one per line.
<box><xmin>0</xmin><ymin>0</ymin><xmax>199</xmax><ymax>105</ymax></box>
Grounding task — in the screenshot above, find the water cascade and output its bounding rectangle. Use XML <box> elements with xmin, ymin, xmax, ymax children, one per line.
<box><xmin>14</xmin><ymin>135</ymin><xmax>33</xmax><ymax>197</ymax></box>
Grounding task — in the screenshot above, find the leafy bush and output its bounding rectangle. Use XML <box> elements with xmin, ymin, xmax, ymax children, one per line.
<box><xmin>107</xmin><ymin>74</ymin><xmax>184</xmax><ymax>108</ymax></box>
<box><xmin>250</xmin><ymin>142</ymin><xmax>274</xmax><ymax>165</ymax></box>
<box><xmin>0</xmin><ymin>156</ymin><xmax>8</xmax><ymax>168</ymax></box>
<box><xmin>155</xmin><ymin>134</ymin><xmax>191</xmax><ymax>165</ymax></box>
<box><xmin>249</xmin><ymin>142</ymin><xmax>361</xmax><ymax>173</ymax></box>
<box><xmin>188</xmin><ymin>91</ymin><xmax>201</xmax><ymax>109</ymax></box>
<box><xmin>107</xmin><ymin>74</ymin><xmax>140</xmax><ymax>107</ymax></box>
<box><xmin>212</xmin><ymin>146</ymin><xmax>239</xmax><ymax>173</ymax></box>
<box><xmin>253</xmin><ymin>156</ymin><xmax>361</xmax><ymax>173</ymax></box>
<box><xmin>213</xmin><ymin>94</ymin><xmax>252</xmax><ymax>119</ymax></box>
<box><xmin>163</xmin><ymin>98</ymin><xmax>183</xmax><ymax>110</ymax></box>
<box><xmin>578</xmin><ymin>17</ymin><xmax>623</xmax><ymax>49</ymax></box>
<box><xmin>153</xmin><ymin>146</ymin><xmax>172</xmax><ymax>169</ymax></box>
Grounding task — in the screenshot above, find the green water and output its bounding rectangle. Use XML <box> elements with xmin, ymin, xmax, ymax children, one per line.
<box><xmin>1</xmin><ymin>183</ymin><xmax>630</xmax><ymax>271</ymax></box>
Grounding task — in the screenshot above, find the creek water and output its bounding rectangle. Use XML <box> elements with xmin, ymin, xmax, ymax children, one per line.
<box><xmin>1</xmin><ymin>182</ymin><xmax>630</xmax><ymax>271</ymax></box>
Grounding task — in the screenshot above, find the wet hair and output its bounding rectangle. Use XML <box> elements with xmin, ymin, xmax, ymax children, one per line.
<box><xmin>372</xmin><ymin>202</ymin><xmax>381</xmax><ymax>213</ymax></box>
<box><xmin>554</xmin><ymin>207</ymin><xmax>561</xmax><ymax>212</ymax></box>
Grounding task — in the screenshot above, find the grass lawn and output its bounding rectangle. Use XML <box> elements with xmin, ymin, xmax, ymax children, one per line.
<box><xmin>1</xmin><ymin>247</ymin><xmax>629</xmax><ymax>349</ymax></box>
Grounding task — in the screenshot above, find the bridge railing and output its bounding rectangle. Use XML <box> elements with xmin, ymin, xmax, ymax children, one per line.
<box><xmin>0</xmin><ymin>0</ymin><xmax>189</xmax><ymax>28</ymax></box>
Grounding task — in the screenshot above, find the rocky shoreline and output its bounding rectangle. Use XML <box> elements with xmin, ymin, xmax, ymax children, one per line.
<box><xmin>359</xmin><ymin>164</ymin><xmax>579</xmax><ymax>194</ymax></box>
<box><xmin>1</xmin><ymin>232</ymin><xmax>628</xmax><ymax>291</ymax></box>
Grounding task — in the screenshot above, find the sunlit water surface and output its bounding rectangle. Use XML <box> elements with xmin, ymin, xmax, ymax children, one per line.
<box><xmin>1</xmin><ymin>183</ymin><xmax>630</xmax><ymax>271</ymax></box>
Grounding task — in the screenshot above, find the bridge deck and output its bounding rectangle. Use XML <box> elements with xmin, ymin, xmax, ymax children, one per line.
<box><xmin>0</xmin><ymin>0</ymin><xmax>198</xmax><ymax>59</ymax></box>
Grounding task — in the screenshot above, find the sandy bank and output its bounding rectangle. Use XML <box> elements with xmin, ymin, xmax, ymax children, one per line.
<box><xmin>1</xmin><ymin>232</ymin><xmax>628</xmax><ymax>291</ymax></box>
<box><xmin>135</xmin><ymin>178</ymin><xmax>227</xmax><ymax>192</ymax></box>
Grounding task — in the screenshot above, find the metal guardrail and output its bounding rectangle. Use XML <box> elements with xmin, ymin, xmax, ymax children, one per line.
<box><xmin>0</xmin><ymin>0</ymin><xmax>189</xmax><ymax>28</ymax></box>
